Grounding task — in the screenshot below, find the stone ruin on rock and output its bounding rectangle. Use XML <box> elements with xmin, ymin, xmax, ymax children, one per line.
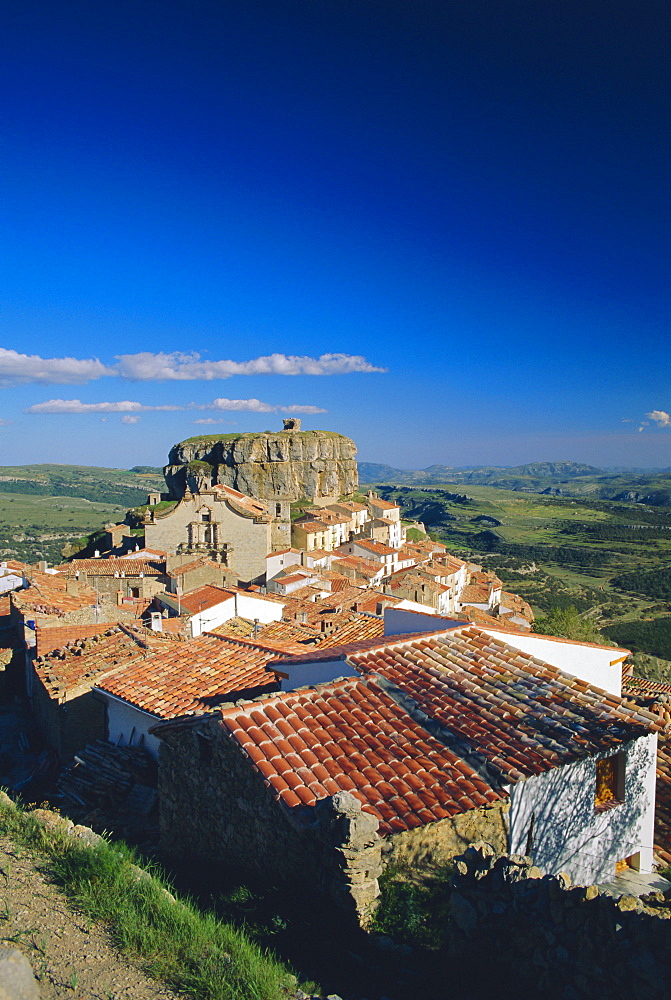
<box><xmin>163</xmin><ymin>418</ymin><xmax>359</xmax><ymax>505</ymax></box>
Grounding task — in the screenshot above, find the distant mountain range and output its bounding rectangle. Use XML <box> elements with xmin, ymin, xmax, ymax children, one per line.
<box><xmin>357</xmin><ymin>461</ymin><xmax>671</xmax><ymax>506</ymax></box>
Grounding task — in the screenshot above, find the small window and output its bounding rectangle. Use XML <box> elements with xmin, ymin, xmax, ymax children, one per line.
<box><xmin>595</xmin><ymin>752</ymin><xmax>625</xmax><ymax>811</ymax></box>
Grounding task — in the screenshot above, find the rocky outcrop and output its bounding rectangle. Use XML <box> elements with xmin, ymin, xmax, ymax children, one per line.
<box><xmin>163</xmin><ymin>429</ymin><xmax>358</xmax><ymax>502</ymax></box>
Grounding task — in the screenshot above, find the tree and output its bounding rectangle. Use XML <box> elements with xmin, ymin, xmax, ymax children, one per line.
<box><xmin>532</xmin><ymin>606</ymin><xmax>606</xmax><ymax>643</ymax></box>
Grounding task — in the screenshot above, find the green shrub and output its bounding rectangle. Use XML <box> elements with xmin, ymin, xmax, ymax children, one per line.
<box><xmin>371</xmin><ymin>861</ymin><xmax>453</xmax><ymax>950</ymax></box>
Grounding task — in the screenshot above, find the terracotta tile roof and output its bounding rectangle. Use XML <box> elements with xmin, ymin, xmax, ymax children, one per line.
<box><xmin>0</xmin><ymin>560</ymin><xmax>29</xmax><ymax>573</ymax></box>
<box><xmin>36</xmin><ymin>622</ymin><xmax>121</xmax><ymax>657</ymax></box>
<box><xmin>97</xmin><ymin>633</ymin><xmax>286</xmax><ymax>718</ymax></box>
<box><xmin>15</xmin><ymin>572</ymin><xmax>98</xmax><ymax>617</ymax></box>
<box><xmin>61</xmin><ymin>559</ymin><xmax>166</xmax><ymax>578</ymax></box>
<box><xmin>219</xmin><ymin>675</ymin><xmax>505</xmax><ymax>833</ymax></box>
<box><xmin>209</xmin><ymin>616</ymin><xmax>258</xmax><ymax>639</ymax></box>
<box><xmin>349</xmin><ymin>628</ymin><xmax>661</xmax><ymax>782</ymax></box>
<box><xmin>326</xmin><ymin>501</ymin><xmax>367</xmax><ymax>513</ymax></box>
<box><xmin>166</xmin><ymin>557</ymin><xmax>218</xmax><ymax>577</ymax></box>
<box><xmin>255</xmin><ymin>620</ymin><xmax>321</xmax><ymax>644</ymax></box>
<box><xmin>265</xmin><ymin>548</ymin><xmax>300</xmax><ymax>558</ymax></box>
<box><xmin>458</xmin><ymin>607</ymin><xmax>512</xmax><ymax>627</ymax></box>
<box><xmin>444</xmin><ymin>555</ymin><xmax>467</xmax><ymax>570</ymax></box>
<box><xmin>471</xmin><ymin>570</ymin><xmax>503</xmax><ymax>587</ymax></box>
<box><xmin>34</xmin><ymin>624</ymin><xmax>173</xmax><ymax>698</ymax></box>
<box><xmin>316</xmin><ymin>615</ymin><xmax>385</xmax><ymax>648</ymax></box>
<box><xmin>293</xmin><ymin>519</ymin><xmax>329</xmax><ymax>532</ymax></box>
<box><xmin>368</xmin><ymin>497</ymin><xmax>399</xmax><ymax>511</ymax></box>
<box><xmin>390</xmin><ymin>573</ymin><xmax>449</xmax><ymax>595</ymax></box>
<box><xmin>212</xmin><ymin>484</ymin><xmax>270</xmax><ymax>518</ymax></box>
<box><xmin>350</xmin><ymin>540</ymin><xmax>395</xmax><ymax>557</ymax></box>
<box><xmin>305</xmin><ymin>548</ymin><xmax>331</xmax><ymax>561</ymax></box>
<box><xmin>207</xmin><ymin>613</ymin><xmax>314</xmax><ymax>646</ymax></box>
<box><xmin>333</xmin><ymin>556</ymin><xmax>384</xmax><ymax>577</ymax></box>
<box><xmin>281</xmin><ymin>585</ymin><xmax>326</xmax><ymax>605</ymax></box>
<box><xmin>215</xmin><ymin>633</ymin><xmax>311</xmax><ymax>657</ymax></box>
<box><xmin>623</xmin><ymin>675</ymin><xmax>671</xmax><ymax>697</ymax></box>
<box><xmin>273</xmin><ymin>630</ymin><xmax>451</xmax><ymax>665</ymax></box>
<box><xmin>420</xmin><ymin>562</ymin><xmax>461</xmax><ymax>579</ymax></box>
<box><xmin>499</xmin><ymin>592</ymin><xmax>534</xmax><ymax>620</ymax></box>
<box><xmin>273</xmin><ymin>572</ymin><xmax>315</xmax><ymax>588</ymax></box>
<box><xmin>396</xmin><ymin>547</ymin><xmax>419</xmax><ymax>561</ymax></box>
<box><xmin>459</xmin><ymin>584</ymin><xmax>492</xmax><ymax>604</ymax></box>
<box><xmin>152</xmin><ymin>616</ymin><xmax>190</xmax><ymax>635</ymax></box>
<box><xmin>306</xmin><ymin>509</ymin><xmax>350</xmax><ymax>525</ymax></box>
<box><xmin>177</xmin><ymin>585</ymin><xmax>235</xmax><ymax>614</ymax></box>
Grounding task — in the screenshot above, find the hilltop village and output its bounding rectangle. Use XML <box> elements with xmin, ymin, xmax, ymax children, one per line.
<box><xmin>2</xmin><ymin>419</ymin><xmax>671</xmax><ymax>954</ymax></box>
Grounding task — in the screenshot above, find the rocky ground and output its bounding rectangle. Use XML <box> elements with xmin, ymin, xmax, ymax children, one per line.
<box><xmin>0</xmin><ymin>835</ymin><xmax>180</xmax><ymax>1000</ymax></box>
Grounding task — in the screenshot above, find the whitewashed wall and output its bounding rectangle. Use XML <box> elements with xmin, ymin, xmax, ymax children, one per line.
<box><xmin>265</xmin><ymin>550</ymin><xmax>301</xmax><ymax>581</ymax></box>
<box><xmin>384</xmin><ymin>607</ymin><xmax>465</xmax><ymax>635</ymax></box>
<box><xmin>192</xmin><ymin>592</ymin><xmax>285</xmax><ymax>636</ymax></box>
<box><xmin>481</xmin><ymin>628</ymin><xmax>626</xmax><ymax>696</ymax></box>
<box><xmin>508</xmin><ymin>733</ymin><xmax>657</xmax><ymax>884</ymax></box>
<box><xmin>278</xmin><ymin>657</ymin><xmax>358</xmax><ymax>691</ymax></box>
<box><xmin>102</xmin><ymin>693</ymin><xmax>161</xmax><ymax>759</ymax></box>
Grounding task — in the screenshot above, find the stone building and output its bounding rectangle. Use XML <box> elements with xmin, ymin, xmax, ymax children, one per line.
<box><xmin>151</xmin><ymin>625</ymin><xmax>658</xmax><ymax>925</ymax></box>
<box><xmin>26</xmin><ymin>623</ymin><xmax>174</xmax><ymax>760</ymax></box>
<box><xmin>144</xmin><ymin>484</ymin><xmax>277</xmax><ymax>586</ymax></box>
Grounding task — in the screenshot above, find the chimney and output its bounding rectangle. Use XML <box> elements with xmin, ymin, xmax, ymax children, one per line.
<box><xmin>94</xmin><ymin>550</ymin><xmax>100</xmax><ymax>558</ymax></box>
<box><xmin>65</xmin><ymin>579</ymin><xmax>79</xmax><ymax>596</ymax></box>
<box><xmin>253</xmin><ymin>618</ymin><xmax>259</xmax><ymax>638</ymax></box>
<box><xmin>150</xmin><ymin>611</ymin><xmax>163</xmax><ymax>632</ymax></box>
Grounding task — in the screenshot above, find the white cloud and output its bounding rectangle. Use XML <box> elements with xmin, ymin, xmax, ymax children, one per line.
<box><xmin>282</xmin><ymin>404</ymin><xmax>328</xmax><ymax>414</ymax></box>
<box><xmin>24</xmin><ymin>399</ymin><xmax>182</xmax><ymax>414</ymax></box>
<box><xmin>0</xmin><ymin>418</ymin><xmax>12</xmax><ymax>426</ymax></box>
<box><xmin>193</xmin><ymin>418</ymin><xmax>237</xmax><ymax>425</ymax></box>
<box><xmin>25</xmin><ymin>396</ymin><xmax>326</xmax><ymax>415</ymax></box>
<box><xmin>646</xmin><ymin>410</ymin><xmax>671</xmax><ymax>428</ymax></box>
<box><xmin>115</xmin><ymin>351</ymin><xmax>386</xmax><ymax>380</ymax></box>
<box><xmin>121</xmin><ymin>415</ymin><xmax>140</xmax><ymax>424</ymax></box>
<box><xmin>0</xmin><ymin>348</ymin><xmax>386</xmax><ymax>387</ymax></box>
<box><xmin>0</xmin><ymin>348</ymin><xmax>113</xmax><ymax>386</ymax></box>
<box><xmin>205</xmin><ymin>397</ymin><xmax>327</xmax><ymax>414</ymax></box>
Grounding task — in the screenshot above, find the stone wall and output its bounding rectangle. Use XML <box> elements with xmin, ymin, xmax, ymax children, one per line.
<box><xmin>156</xmin><ymin>717</ymin><xmax>513</xmax><ymax>926</ymax></box>
<box><xmin>156</xmin><ymin>717</ymin><xmax>382</xmax><ymax>924</ymax></box>
<box><xmin>387</xmin><ymin>801</ymin><xmax>508</xmax><ymax>868</ymax></box>
<box><xmin>448</xmin><ymin>842</ymin><xmax>671</xmax><ymax>1000</ymax></box>
<box><xmin>31</xmin><ymin>673</ymin><xmax>106</xmax><ymax>760</ymax></box>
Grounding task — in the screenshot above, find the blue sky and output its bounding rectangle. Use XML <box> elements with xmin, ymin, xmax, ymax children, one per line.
<box><xmin>0</xmin><ymin>0</ymin><xmax>669</xmax><ymax>471</ymax></box>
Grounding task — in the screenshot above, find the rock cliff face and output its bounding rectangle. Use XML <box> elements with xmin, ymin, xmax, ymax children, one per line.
<box><xmin>164</xmin><ymin>429</ymin><xmax>358</xmax><ymax>502</ymax></box>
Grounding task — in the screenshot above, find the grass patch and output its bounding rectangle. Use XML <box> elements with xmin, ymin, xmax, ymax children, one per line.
<box><xmin>0</xmin><ymin>797</ymin><xmax>296</xmax><ymax>1000</ymax></box>
<box><xmin>370</xmin><ymin>861</ymin><xmax>453</xmax><ymax>950</ymax></box>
